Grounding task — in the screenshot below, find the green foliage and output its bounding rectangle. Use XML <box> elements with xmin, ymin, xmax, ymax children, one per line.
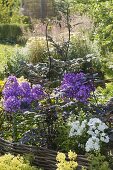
<box><xmin>95</xmin><ymin>83</ymin><xmax>113</xmax><ymax>104</ymax></box>
<box><xmin>54</xmin><ymin>114</ymin><xmax>70</xmax><ymax>152</ymax></box>
<box><xmin>55</xmin><ymin>0</ymin><xmax>90</xmax><ymax>14</ymax></box>
<box><xmin>0</xmin><ymin>44</ymin><xmax>16</xmax><ymax>78</ymax></box>
<box><xmin>0</xmin><ymin>111</ymin><xmax>44</xmax><ymax>142</ymax></box>
<box><xmin>0</xmin><ymin>153</ymin><xmax>40</xmax><ymax>170</ymax></box>
<box><xmin>68</xmin><ymin>35</ymin><xmax>100</xmax><ymax>60</ymax></box>
<box><xmin>4</xmin><ymin>47</ymin><xmax>29</xmax><ymax>78</ymax></box>
<box><xmin>0</xmin><ymin>24</ymin><xmax>29</xmax><ymax>44</ymax></box>
<box><xmin>88</xmin><ymin>153</ymin><xmax>111</xmax><ymax>170</ymax></box>
<box><xmin>54</xmin><ymin>111</ymin><xmax>88</xmax><ymax>153</ymax></box>
<box><xmin>55</xmin><ymin>0</ymin><xmax>113</xmax><ymax>57</ymax></box>
<box><xmin>0</xmin><ymin>0</ymin><xmax>26</xmax><ymax>24</ymax></box>
<box><xmin>90</xmin><ymin>1</ymin><xmax>113</xmax><ymax>55</ymax></box>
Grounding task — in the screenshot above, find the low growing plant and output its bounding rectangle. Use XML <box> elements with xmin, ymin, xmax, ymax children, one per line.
<box><xmin>56</xmin><ymin>150</ymin><xmax>78</xmax><ymax>170</ymax></box>
<box><xmin>0</xmin><ymin>153</ymin><xmax>40</xmax><ymax>170</ymax></box>
<box><xmin>88</xmin><ymin>153</ymin><xmax>111</xmax><ymax>170</ymax></box>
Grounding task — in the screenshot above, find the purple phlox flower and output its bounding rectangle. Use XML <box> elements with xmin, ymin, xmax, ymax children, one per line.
<box><xmin>76</xmin><ymin>85</ymin><xmax>91</xmax><ymax>103</ymax></box>
<box><xmin>15</xmin><ymin>86</ymin><xmax>24</xmax><ymax>98</ymax></box>
<box><xmin>18</xmin><ymin>82</ymin><xmax>33</xmax><ymax>110</ymax></box>
<box><xmin>2</xmin><ymin>76</ymin><xmax>45</xmax><ymax>112</ymax></box>
<box><xmin>60</xmin><ymin>72</ymin><xmax>95</xmax><ymax>103</ymax></box>
<box><xmin>3</xmin><ymin>87</ymin><xmax>17</xmax><ymax>100</ymax></box>
<box><xmin>62</xmin><ymin>72</ymin><xmax>85</xmax><ymax>85</ymax></box>
<box><xmin>4</xmin><ymin>76</ymin><xmax>19</xmax><ymax>88</ymax></box>
<box><xmin>61</xmin><ymin>83</ymin><xmax>75</xmax><ymax>98</ymax></box>
<box><xmin>19</xmin><ymin>82</ymin><xmax>31</xmax><ymax>97</ymax></box>
<box><xmin>2</xmin><ymin>76</ymin><xmax>19</xmax><ymax>100</ymax></box>
<box><xmin>3</xmin><ymin>96</ymin><xmax>21</xmax><ymax>112</ymax></box>
<box><xmin>31</xmin><ymin>84</ymin><xmax>45</xmax><ymax>100</ymax></box>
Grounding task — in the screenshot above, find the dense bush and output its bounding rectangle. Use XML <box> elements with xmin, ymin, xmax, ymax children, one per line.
<box><xmin>4</xmin><ymin>47</ymin><xmax>29</xmax><ymax>78</ymax></box>
<box><xmin>0</xmin><ymin>0</ymin><xmax>26</xmax><ymax>24</ymax></box>
<box><xmin>0</xmin><ymin>44</ymin><xmax>15</xmax><ymax>77</ymax></box>
<box><xmin>68</xmin><ymin>35</ymin><xmax>100</xmax><ymax>60</ymax></box>
<box><xmin>90</xmin><ymin>0</ymin><xmax>113</xmax><ymax>55</ymax></box>
<box><xmin>0</xmin><ymin>24</ymin><xmax>29</xmax><ymax>44</ymax></box>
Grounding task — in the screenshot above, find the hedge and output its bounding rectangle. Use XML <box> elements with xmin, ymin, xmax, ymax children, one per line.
<box><xmin>0</xmin><ymin>24</ymin><xmax>29</xmax><ymax>44</ymax></box>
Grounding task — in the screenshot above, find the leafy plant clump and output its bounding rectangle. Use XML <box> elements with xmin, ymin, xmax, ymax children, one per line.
<box><xmin>56</xmin><ymin>150</ymin><xmax>78</xmax><ymax>170</ymax></box>
<box><xmin>26</xmin><ymin>37</ymin><xmax>48</xmax><ymax>63</ymax></box>
<box><xmin>0</xmin><ymin>153</ymin><xmax>39</xmax><ymax>170</ymax></box>
<box><xmin>0</xmin><ymin>0</ymin><xmax>26</xmax><ymax>24</ymax></box>
<box><xmin>88</xmin><ymin>153</ymin><xmax>111</xmax><ymax>170</ymax></box>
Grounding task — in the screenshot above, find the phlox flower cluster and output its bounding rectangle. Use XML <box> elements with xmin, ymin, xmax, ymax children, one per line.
<box><xmin>69</xmin><ymin>120</ymin><xmax>87</xmax><ymax>136</ymax></box>
<box><xmin>2</xmin><ymin>76</ymin><xmax>45</xmax><ymax>112</ymax></box>
<box><xmin>56</xmin><ymin>150</ymin><xmax>78</xmax><ymax>170</ymax></box>
<box><xmin>60</xmin><ymin>72</ymin><xmax>94</xmax><ymax>103</ymax></box>
<box><xmin>69</xmin><ymin>118</ymin><xmax>109</xmax><ymax>152</ymax></box>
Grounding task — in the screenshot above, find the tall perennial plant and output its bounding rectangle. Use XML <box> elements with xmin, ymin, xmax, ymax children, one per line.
<box><xmin>2</xmin><ymin>76</ymin><xmax>45</xmax><ymax>112</ymax></box>
<box><xmin>60</xmin><ymin>72</ymin><xmax>95</xmax><ymax>103</ymax></box>
<box><xmin>69</xmin><ymin>118</ymin><xmax>109</xmax><ymax>152</ymax></box>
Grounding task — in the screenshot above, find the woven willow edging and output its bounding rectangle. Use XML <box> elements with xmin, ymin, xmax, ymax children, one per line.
<box><xmin>0</xmin><ymin>137</ymin><xmax>89</xmax><ymax>170</ymax></box>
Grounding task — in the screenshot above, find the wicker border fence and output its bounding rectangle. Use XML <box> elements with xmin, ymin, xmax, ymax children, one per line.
<box><xmin>0</xmin><ymin>137</ymin><xmax>89</xmax><ymax>170</ymax></box>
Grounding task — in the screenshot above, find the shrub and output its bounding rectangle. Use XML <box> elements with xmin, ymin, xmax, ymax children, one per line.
<box><xmin>89</xmin><ymin>1</ymin><xmax>113</xmax><ymax>55</ymax></box>
<box><xmin>0</xmin><ymin>0</ymin><xmax>27</xmax><ymax>24</ymax></box>
<box><xmin>0</xmin><ymin>44</ymin><xmax>15</xmax><ymax>77</ymax></box>
<box><xmin>0</xmin><ymin>24</ymin><xmax>29</xmax><ymax>44</ymax></box>
<box><xmin>68</xmin><ymin>35</ymin><xmax>100</xmax><ymax>60</ymax></box>
<box><xmin>88</xmin><ymin>153</ymin><xmax>111</xmax><ymax>170</ymax></box>
<box><xmin>4</xmin><ymin>47</ymin><xmax>29</xmax><ymax>78</ymax></box>
<box><xmin>26</xmin><ymin>37</ymin><xmax>48</xmax><ymax>63</ymax></box>
<box><xmin>0</xmin><ymin>153</ymin><xmax>39</xmax><ymax>170</ymax></box>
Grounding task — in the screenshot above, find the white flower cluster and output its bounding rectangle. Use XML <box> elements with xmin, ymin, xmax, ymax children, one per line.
<box><xmin>69</xmin><ymin>118</ymin><xmax>109</xmax><ymax>152</ymax></box>
<box><xmin>69</xmin><ymin>120</ymin><xmax>87</xmax><ymax>136</ymax></box>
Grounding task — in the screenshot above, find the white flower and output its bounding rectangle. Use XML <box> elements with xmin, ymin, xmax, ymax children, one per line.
<box><xmin>69</xmin><ymin>130</ymin><xmax>74</xmax><ymax>137</ymax></box>
<box><xmin>92</xmin><ymin>136</ymin><xmax>99</xmax><ymax>141</ymax></box>
<box><xmin>101</xmin><ymin>132</ymin><xmax>106</xmax><ymax>137</ymax></box>
<box><xmin>87</xmin><ymin>130</ymin><xmax>95</xmax><ymax>136</ymax></box>
<box><xmin>69</xmin><ymin>118</ymin><xmax>109</xmax><ymax>152</ymax></box>
<box><xmin>98</xmin><ymin>123</ymin><xmax>108</xmax><ymax>131</ymax></box>
<box><xmin>88</xmin><ymin>118</ymin><xmax>101</xmax><ymax>127</ymax></box>
<box><xmin>100</xmin><ymin>136</ymin><xmax>105</xmax><ymax>142</ymax></box>
<box><xmin>95</xmin><ymin>129</ymin><xmax>99</xmax><ymax>135</ymax></box>
<box><xmin>85</xmin><ymin>137</ymin><xmax>100</xmax><ymax>152</ymax></box>
<box><xmin>100</xmin><ymin>135</ymin><xmax>109</xmax><ymax>143</ymax></box>
<box><xmin>85</xmin><ymin>138</ymin><xmax>94</xmax><ymax>152</ymax></box>
<box><xmin>93</xmin><ymin>142</ymin><xmax>100</xmax><ymax>151</ymax></box>
<box><xmin>76</xmin><ymin>128</ymin><xmax>83</xmax><ymax>136</ymax></box>
<box><xmin>71</xmin><ymin>121</ymin><xmax>80</xmax><ymax>129</ymax></box>
<box><xmin>104</xmin><ymin>136</ymin><xmax>109</xmax><ymax>143</ymax></box>
<box><xmin>69</xmin><ymin>120</ymin><xmax>87</xmax><ymax>137</ymax></box>
<box><xmin>81</xmin><ymin>120</ymin><xmax>87</xmax><ymax>129</ymax></box>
